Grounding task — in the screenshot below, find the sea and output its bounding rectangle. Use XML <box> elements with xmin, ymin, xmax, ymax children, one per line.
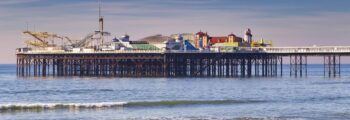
<box><xmin>1</xmin><ymin>64</ymin><xmax>350</xmax><ymax>120</ymax></box>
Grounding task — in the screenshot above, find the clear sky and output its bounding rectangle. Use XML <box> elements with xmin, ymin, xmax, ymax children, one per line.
<box><xmin>1</xmin><ymin>0</ymin><xmax>350</xmax><ymax>63</ymax></box>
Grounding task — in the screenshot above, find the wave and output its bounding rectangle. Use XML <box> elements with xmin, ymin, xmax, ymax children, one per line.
<box><xmin>126</xmin><ymin>116</ymin><xmax>302</xmax><ymax>120</ymax></box>
<box><xmin>125</xmin><ymin>99</ymin><xmax>261</xmax><ymax>107</ymax></box>
<box><xmin>234</xmin><ymin>117</ymin><xmax>302</xmax><ymax>120</ymax></box>
<box><xmin>0</xmin><ymin>89</ymin><xmax>114</xmax><ymax>94</ymax></box>
<box><xmin>0</xmin><ymin>102</ymin><xmax>126</xmax><ymax>113</ymax></box>
<box><xmin>0</xmin><ymin>99</ymin><xmax>262</xmax><ymax>113</ymax></box>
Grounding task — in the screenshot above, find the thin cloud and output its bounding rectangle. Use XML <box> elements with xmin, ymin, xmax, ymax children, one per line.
<box><xmin>0</xmin><ymin>0</ymin><xmax>42</xmax><ymax>5</ymax></box>
<box><xmin>0</xmin><ymin>0</ymin><xmax>350</xmax><ymax>63</ymax></box>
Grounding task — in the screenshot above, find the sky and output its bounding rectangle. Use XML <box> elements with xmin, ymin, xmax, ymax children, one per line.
<box><xmin>1</xmin><ymin>0</ymin><xmax>350</xmax><ymax>63</ymax></box>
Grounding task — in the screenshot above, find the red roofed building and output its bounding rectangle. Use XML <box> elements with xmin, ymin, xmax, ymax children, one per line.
<box><xmin>195</xmin><ymin>31</ymin><xmax>246</xmax><ymax>49</ymax></box>
<box><xmin>210</xmin><ymin>37</ymin><xmax>228</xmax><ymax>44</ymax></box>
<box><xmin>195</xmin><ymin>31</ymin><xmax>209</xmax><ymax>48</ymax></box>
<box><xmin>196</xmin><ymin>31</ymin><xmax>206</xmax><ymax>37</ymax></box>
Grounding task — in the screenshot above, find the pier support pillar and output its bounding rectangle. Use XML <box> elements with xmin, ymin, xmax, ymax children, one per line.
<box><xmin>324</xmin><ymin>55</ymin><xmax>341</xmax><ymax>77</ymax></box>
<box><xmin>290</xmin><ymin>55</ymin><xmax>307</xmax><ymax>77</ymax></box>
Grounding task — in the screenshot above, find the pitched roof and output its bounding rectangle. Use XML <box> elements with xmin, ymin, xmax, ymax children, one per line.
<box><xmin>196</xmin><ymin>31</ymin><xmax>207</xmax><ymax>36</ymax></box>
<box><xmin>228</xmin><ymin>33</ymin><xmax>236</xmax><ymax>36</ymax></box>
<box><xmin>210</xmin><ymin>36</ymin><xmax>228</xmax><ymax>43</ymax></box>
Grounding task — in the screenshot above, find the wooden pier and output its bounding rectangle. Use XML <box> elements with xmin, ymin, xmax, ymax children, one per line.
<box><xmin>16</xmin><ymin>46</ymin><xmax>350</xmax><ymax>77</ymax></box>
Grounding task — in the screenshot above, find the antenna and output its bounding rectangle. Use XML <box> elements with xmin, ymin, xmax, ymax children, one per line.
<box><xmin>99</xmin><ymin>0</ymin><xmax>101</xmax><ymax>18</ymax></box>
<box><xmin>98</xmin><ymin>0</ymin><xmax>104</xmax><ymax>45</ymax></box>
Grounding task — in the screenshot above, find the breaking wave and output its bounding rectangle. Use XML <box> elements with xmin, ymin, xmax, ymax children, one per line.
<box><xmin>0</xmin><ymin>99</ymin><xmax>263</xmax><ymax>113</ymax></box>
<box><xmin>125</xmin><ymin>99</ymin><xmax>261</xmax><ymax>107</ymax></box>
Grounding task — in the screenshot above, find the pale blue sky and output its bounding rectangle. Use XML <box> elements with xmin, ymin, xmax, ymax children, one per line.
<box><xmin>1</xmin><ymin>0</ymin><xmax>350</xmax><ymax>63</ymax></box>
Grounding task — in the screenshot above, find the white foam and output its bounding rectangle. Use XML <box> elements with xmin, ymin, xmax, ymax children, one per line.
<box><xmin>0</xmin><ymin>102</ymin><xmax>128</xmax><ymax>109</ymax></box>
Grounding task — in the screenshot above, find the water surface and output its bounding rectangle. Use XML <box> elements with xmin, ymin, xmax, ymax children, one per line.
<box><xmin>1</xmin><ymin>64</ymin><xmax>350</xmax><ymax>120</ymax></box>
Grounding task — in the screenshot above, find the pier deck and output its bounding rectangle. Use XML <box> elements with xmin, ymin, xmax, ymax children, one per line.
<box><xmin>16</xmin><ymin>46</ymin><xmax>350</xmax><ymax>77</ymax></box>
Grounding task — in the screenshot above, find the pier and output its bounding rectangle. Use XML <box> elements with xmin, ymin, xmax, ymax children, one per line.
<box><xmin>16</xmin><ymin>46</ymin><xmax>349</xmax><ymax>77</ymax></box>
<box><xmin>15</xmin><ymin>0</ymin><xmax>349</xmax><ymax>78</ymax></box>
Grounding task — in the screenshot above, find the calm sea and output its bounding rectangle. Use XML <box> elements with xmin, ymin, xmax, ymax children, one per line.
<box><xmin>1</xmin><ymin>64</ymin><xmax>350</xmax><ymax>120</ymax></box>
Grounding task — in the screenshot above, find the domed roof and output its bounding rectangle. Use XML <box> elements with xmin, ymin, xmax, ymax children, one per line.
<box><xmin>196</xmin><ymin>31</ymin><xmax>208</xmax><ymax>36</ymax></box>
<box><xmin>139</xmin><ymin>34</ymin><xmax>173</xmax><ymax>44</ymax></box>
<box><xmin>228</xmin><ymin>33</ymin><xmax>236</xmax><ymax>36</ymax></box>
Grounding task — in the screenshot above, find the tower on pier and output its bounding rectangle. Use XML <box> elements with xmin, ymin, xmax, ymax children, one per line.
<box><xmin>244</xmin><ymin>28</ymin><xmax>253</xmax><ymax>44</ymax></box>
<box><xmin>195</xmin><ymin>31</ymin><xmax>209</xmax><ymax>49</ymax></box>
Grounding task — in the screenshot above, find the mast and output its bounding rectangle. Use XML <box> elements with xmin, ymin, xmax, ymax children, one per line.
<box><xmin>99</xmin><ymin>0</ymin><xmax>104</xmax><ymax>45</ymax></box>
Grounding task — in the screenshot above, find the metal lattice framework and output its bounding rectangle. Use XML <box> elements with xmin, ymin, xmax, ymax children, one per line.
<box><xmin>16</xmin><ymin>46</ymin><xmax>350</xmax><ymax>78</ymax></box>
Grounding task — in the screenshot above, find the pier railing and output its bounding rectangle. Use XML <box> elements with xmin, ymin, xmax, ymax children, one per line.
<box><xmin>16</xmin><ymin>46</ymin><xmax>350</xmax><ymax>54</ymax></box>
<box><xmin>262</xmin><ymin>46</ymin><xmax>350</xmax><ymax>53</ymax></box>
